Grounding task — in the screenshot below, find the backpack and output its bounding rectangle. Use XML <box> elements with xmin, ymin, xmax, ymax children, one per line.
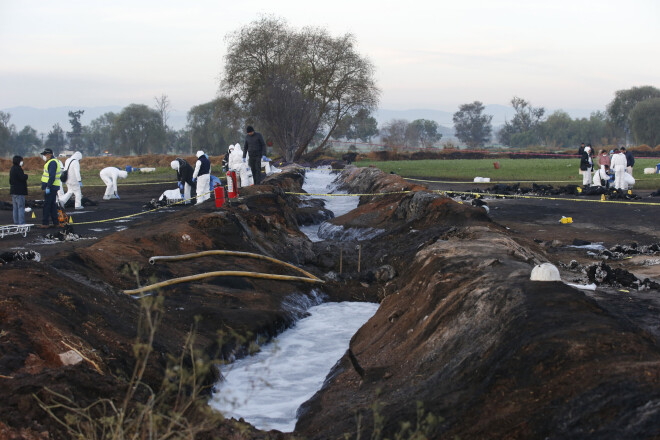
<box><xmin>59</xmin><ymin>159</ymin><xmax>77</xmax><ymax>183</ymax></box>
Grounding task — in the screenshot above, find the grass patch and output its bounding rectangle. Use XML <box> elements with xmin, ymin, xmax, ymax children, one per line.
<box><xmin>356</xmin><ymin>158</ymin><xmax>660</xmax><ymax>190</ymax></box>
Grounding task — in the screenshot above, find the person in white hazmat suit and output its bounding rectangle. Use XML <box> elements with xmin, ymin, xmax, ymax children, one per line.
<box><xmin>610</xmin><ymin>148</ymin><xmax>628</xmax><ymax>190</ymax></box>
<box><xmin>100</xmin><ymin>167</ymin><xmax>128</xmax><ymax>199</ymax></box>
<box><xmin>58</xmin><ymin>151</ymin><xmax>84</xmax><ymax>209</ymax></box>
<box><xmin>192</xmin><ymin>150</ymin><xmax>212</xmax><ymax>204</ymax></box>
<box><xmin>592</xmin><ymin>165</ymin><xmax>610</xmax><ymax>188</ymax></box>
<box><xmin>580</xmin><ymin>146</ymin><xmax>593</xmax><ymax>186</ymax></box>
<box><xmin>228</xmin><ymin>143</ymin><xmax>253</xmax><ymax>187</ymax></box>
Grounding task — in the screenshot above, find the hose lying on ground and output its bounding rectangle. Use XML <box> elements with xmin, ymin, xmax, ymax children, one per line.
<box><xmin>123</xmin><ymin>250</ymin><xmax>323</xmax><ymax>295</ymax></box>
<box><xmin>148</xmin><ymin>250</ymin><xmax>320</xmax><ymax>280</ymax></box>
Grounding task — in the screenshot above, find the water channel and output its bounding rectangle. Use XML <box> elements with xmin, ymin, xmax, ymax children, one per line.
<box><xmin>209</xmin><ymin>167</ymin><xmax>378</xmax><ymax>432</ymax></box>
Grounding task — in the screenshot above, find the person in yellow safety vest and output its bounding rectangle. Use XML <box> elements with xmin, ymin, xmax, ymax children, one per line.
<box><xmin>39</xmin><ymin>148</ymin><xmax>62</xmax><ymax>228</ymax></box>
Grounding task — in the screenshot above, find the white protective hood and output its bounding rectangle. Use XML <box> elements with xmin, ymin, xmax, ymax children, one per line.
<box><xmin>228</xmin><ymin>144</ymin><xmax>247</xmax><ymax>170</ymax></box>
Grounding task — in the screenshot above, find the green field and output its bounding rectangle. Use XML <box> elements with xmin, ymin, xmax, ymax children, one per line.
<box><xmin>2</xmin><ymin>158</ymin><xmax>660</xmax><ymax>194</ymax></box>
<box><xmin>356</xmin><ymin>158</ymin><xmax>660</xmax><ymax>190</ymax></box>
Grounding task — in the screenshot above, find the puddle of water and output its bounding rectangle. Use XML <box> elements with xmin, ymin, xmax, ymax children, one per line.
<box><xmin>210</xmin><ymin>301</ymin><xmax>378</xmax><ymax>432</ymax></box>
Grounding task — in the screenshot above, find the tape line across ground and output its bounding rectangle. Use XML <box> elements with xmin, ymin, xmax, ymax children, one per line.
<box><xmin>3</xmin><ymin>179</ymin><xmax>659</xmax><ymax>229</ymax></box>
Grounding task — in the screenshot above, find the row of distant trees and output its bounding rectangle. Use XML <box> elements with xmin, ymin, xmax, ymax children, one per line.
<box><xmin>1</xmin><ymin>17</ymin><xmax>658</xmax><ymax>159</ymax></box>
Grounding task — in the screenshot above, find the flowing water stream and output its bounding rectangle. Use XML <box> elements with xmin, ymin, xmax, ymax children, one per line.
<box><xmin>299</xmin><ymin>166</ymin><xmax>359</xmax><ymax>241</ymax></box>
<box><xmin>209</xmin><ymin>167</ymin><xmax>377</xmax><ymax>432</ymax></box>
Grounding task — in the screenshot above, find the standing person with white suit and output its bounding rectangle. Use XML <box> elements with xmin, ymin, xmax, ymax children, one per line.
<box><xmin>192</xmin><ymin>150</ymin><xmax>212</xmax><ymax>204</ymax></box>
<box><xmin>100</xmin><ymin>167</ymin><xmax>128</xmax><ymax>199</ymax></box>
<box><xmin>579</xmin><ymin>146</ymin><xmax>593</xmax><ymax>186</ymax></box>
<box><xmin>58</xmin><ymin>151</ymin><xmax>84</xmax><ymax>209</ymax></box>
<box><xmin>610</xmin><ymin>148</ymin><xmax>628</xmax><ymax>190</ymax></box>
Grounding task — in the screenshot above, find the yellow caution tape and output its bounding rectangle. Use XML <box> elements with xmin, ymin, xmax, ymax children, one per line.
<box><xmin>70</xmin><ymin>189</ymin><xmax>216</xmax><ymax>225</ymax></box>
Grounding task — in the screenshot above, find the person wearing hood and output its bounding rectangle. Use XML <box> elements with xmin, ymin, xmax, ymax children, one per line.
<box><xmin>170</xmin><ymin>158</ymin><xmax>195</xmax><ymax>203</ymax></box>
<box><xmin>243</xmin><ymin>126</ymin><xmax>266</xmax><ymax>184</ymax></box>
<box><xmin>579</xmin><ymin>145</ymin><xmax>593</xmax><ymax>186</ymax></box>
<box><xmin>610</xmin><ymin>148</ymin><xmax>628</xmax><ymax>190</ymax></box>
<box><xmin>99</xmin><ymin>166</ymin><xmax>128</xmax><ymax>200</ymax></box>
<box><xmin>192</xmin><ymin>150</ymin><xmax>211</xmax><ymax>204</ymax></box>
<box><xmin>58</xmin><ymin>151</ymin><xmax>84</xmax><ymax>209</ymax></box>
<box><xmin>9</xmin><ymin>155</ymin><xmax>28</xmax><ymax>225</ymax></box>
<box><xmin>39</xmin><ymin>148</ymin><xmax>62</xmax><ymax>228</ymax></box>
<box><xmin>228</xmin><ymin>143</ymin><xmax>244</xmax><ymax>171</ymax></box>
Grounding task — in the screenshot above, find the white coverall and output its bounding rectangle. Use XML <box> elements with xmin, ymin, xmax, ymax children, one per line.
<box><xmin>100</xmin><ymin>167</ymin><xmax>128</xmax><ymax>199</ymax></box>
<box><xmin>192</xmin><ymin>150</ymin><xmax>211</xmax><ymax>204</ymax></box>
<box><xmin>228</xmin><ymin>144</ymin><xmax>253</xmax><ymax>187</ymax></box>
<box><xmin>592</xmin><ymin>166</ymin><xmax>609</xmax><ymax>187</ymax></box>
<box><xmin>610</xmin><ymin>152</ymin><xmax>628</xmax><ymax>190</ymax></box>
<box><xmin>58</xmin><ymin>151</ymin><xmax>83</xmax><ymax>209</ymax></box>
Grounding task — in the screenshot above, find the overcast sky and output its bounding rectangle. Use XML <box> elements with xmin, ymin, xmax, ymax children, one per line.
<box><xmin>1</xmin><ymin>0</ymin><xmax>658</xmax><ymax>115</ymax></box>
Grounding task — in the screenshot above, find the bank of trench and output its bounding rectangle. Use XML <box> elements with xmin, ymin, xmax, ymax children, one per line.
<box><xmin>1</xmin><ymin>164</ymin><xmax>660</xmax><ymax>439</ymax></box>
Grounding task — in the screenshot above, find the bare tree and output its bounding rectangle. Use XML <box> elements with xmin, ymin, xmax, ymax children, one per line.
<box><xmin>154</xmin><ymin>94</ymin><xmax>171</xmax><ymax>129</ymax></box>
<box><xmin>252</xmin><ymin>74</ymin><xmax>320</xmax><ymax>161</ymax></box>
<box><xmin>221</xmin><ymin>17</ymin><xmax>380</xmax><ymax>161</ymax></box>
<box><xmin>381</xmin><ymin>119</ymin><xmax>409</xmax><ymax>148</ymax></box>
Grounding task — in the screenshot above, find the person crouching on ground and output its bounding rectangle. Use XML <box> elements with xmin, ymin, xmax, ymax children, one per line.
<box><xmin>243</xmin><ymin>125</ymin><xmax>266</xmax><ymax>185</ymax></box>
<box><xmin>99</xmin><ymin>166</ymin><xmax>128</xmax><ymax>200</ymax></box>
<box><xmin>580</xmin><ymin>145</ymin><xmax>593</xmax><ymax>186</ymax></box>
<box><xmin>592</xmin><ymin>165</ymin><xmax>610</xmax><ymax>188</ymax></box>
<box><xmin>610</xmin><ymin>148</ymin><xmax>628</xmax><ymax>190</ymax></box>
<box><xmin>170</xmin><ymin>158</ymin><xmax>195</xmax><ymax>204</ymax></box>
<box><xmin>58</xmin><ymin>151</ymin><xmax>84</xmax><ymax>209</ymax></box>
<box><xmin>39</xmin><ymin>148</ymin><xmax>61</xmax><ymax>228</ymax></box>
<box><xmin>192</xmin><ymin>150</ymin><xmax>211</xmax><ymax>204</ymax></box>
<box><xmin>9</xmin><ymin>155</ymin><xmax>28</xmax><ymax>225</ymax></box>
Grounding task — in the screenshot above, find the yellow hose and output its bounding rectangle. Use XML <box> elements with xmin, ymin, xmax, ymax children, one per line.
<box><xmin>123</xmin><ymin>270</ymin><xmax>324</xmax><ymax>295</ymax></box>
<box><xmin>123</xmin><ymin>250</ymin><xmax>323</xmax><ymax>295</ymax></box>
<box><xmin>148</xmin><ymin>250</ymin><xmax>320</xmax><ymax>281</ymax></box>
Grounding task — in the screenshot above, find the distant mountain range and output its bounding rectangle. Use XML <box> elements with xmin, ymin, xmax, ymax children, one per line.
<box><xmin>2</xmin><ymin>105</ymin><xmax>599</xmax><ymax>136</ymax></box>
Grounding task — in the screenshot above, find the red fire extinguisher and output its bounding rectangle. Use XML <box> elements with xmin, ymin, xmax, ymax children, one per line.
<box><xmin>214</xmin><ymin>184</ymin><xmax>225</xmax><ymax>208</ymax></box>
<box><xmin>226</xmin><ymin>170</ymin><xmax>238</xmax><ymax>199</ymax></box>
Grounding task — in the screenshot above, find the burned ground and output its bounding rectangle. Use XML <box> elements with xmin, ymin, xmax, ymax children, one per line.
<box><xmin>1</xmin><ymin>164</ymin><xmax>660</xmax><ymax>439</ymax></box>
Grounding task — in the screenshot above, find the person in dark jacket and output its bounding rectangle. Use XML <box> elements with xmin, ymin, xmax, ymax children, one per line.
<box><xmin>170</xmin><ymin>158</ymin><xmax>195</xmax><ymax>203</ymax></box>
<box><xmin>9</xmin><ymin>155</ymin><xmax>28</xmax><ymax>225</ymax></box>
<box><xmin>579</xmin><ymin>146</ymin><xmax>593</xmax><ymax>186</ymax></box>
<box><xmin>192</xmin><ymin>150</ymin><xmax>212</xmax><ymax>204</ymax></box>
<box><xmin>243</xmin><ymin>126</ymin><xmax>266</xmax><ymax>185</ymax></box>
<box><xmin>621</xmin><ymin>147</ymin><xmax>635</xmax><ymax>175</ymax></box>
<box><xmin>39</xmin><ymin>148</ymin><xmax>61</xmax><ymax>228</ymax></box>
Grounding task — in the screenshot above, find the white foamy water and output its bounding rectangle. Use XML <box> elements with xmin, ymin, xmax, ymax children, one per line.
<box><xmin>299</xmin><ymin>167</ymin><xmax>359</xmax><ymax>241</ymax></box>
<box><xmin>210</xmin><ymin>301</ymin><xmax>378</xmax><ymax>432</ymax></box>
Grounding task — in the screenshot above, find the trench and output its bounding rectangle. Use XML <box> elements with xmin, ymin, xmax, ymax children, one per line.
<box><xmin>209</xmin><ymin>167</ymin><xmax>378</xmax><ymax>432</ymax></box>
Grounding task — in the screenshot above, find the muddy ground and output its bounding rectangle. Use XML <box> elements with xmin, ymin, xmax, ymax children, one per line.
<box><xmin>1</xmin><ymin>164</ymin><xmax>660</xmax><ymax>439</ymax></box>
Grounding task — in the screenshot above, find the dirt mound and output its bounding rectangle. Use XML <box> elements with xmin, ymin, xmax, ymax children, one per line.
<box><xmin>0</xmin><ymin>167</ymin><xmax>359</xmax><ymax>438</ymax></box>
<box><xmin>296</xmin><ymin>167</ymin><xmax>660</xmax><ymax>440</ymax></box>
